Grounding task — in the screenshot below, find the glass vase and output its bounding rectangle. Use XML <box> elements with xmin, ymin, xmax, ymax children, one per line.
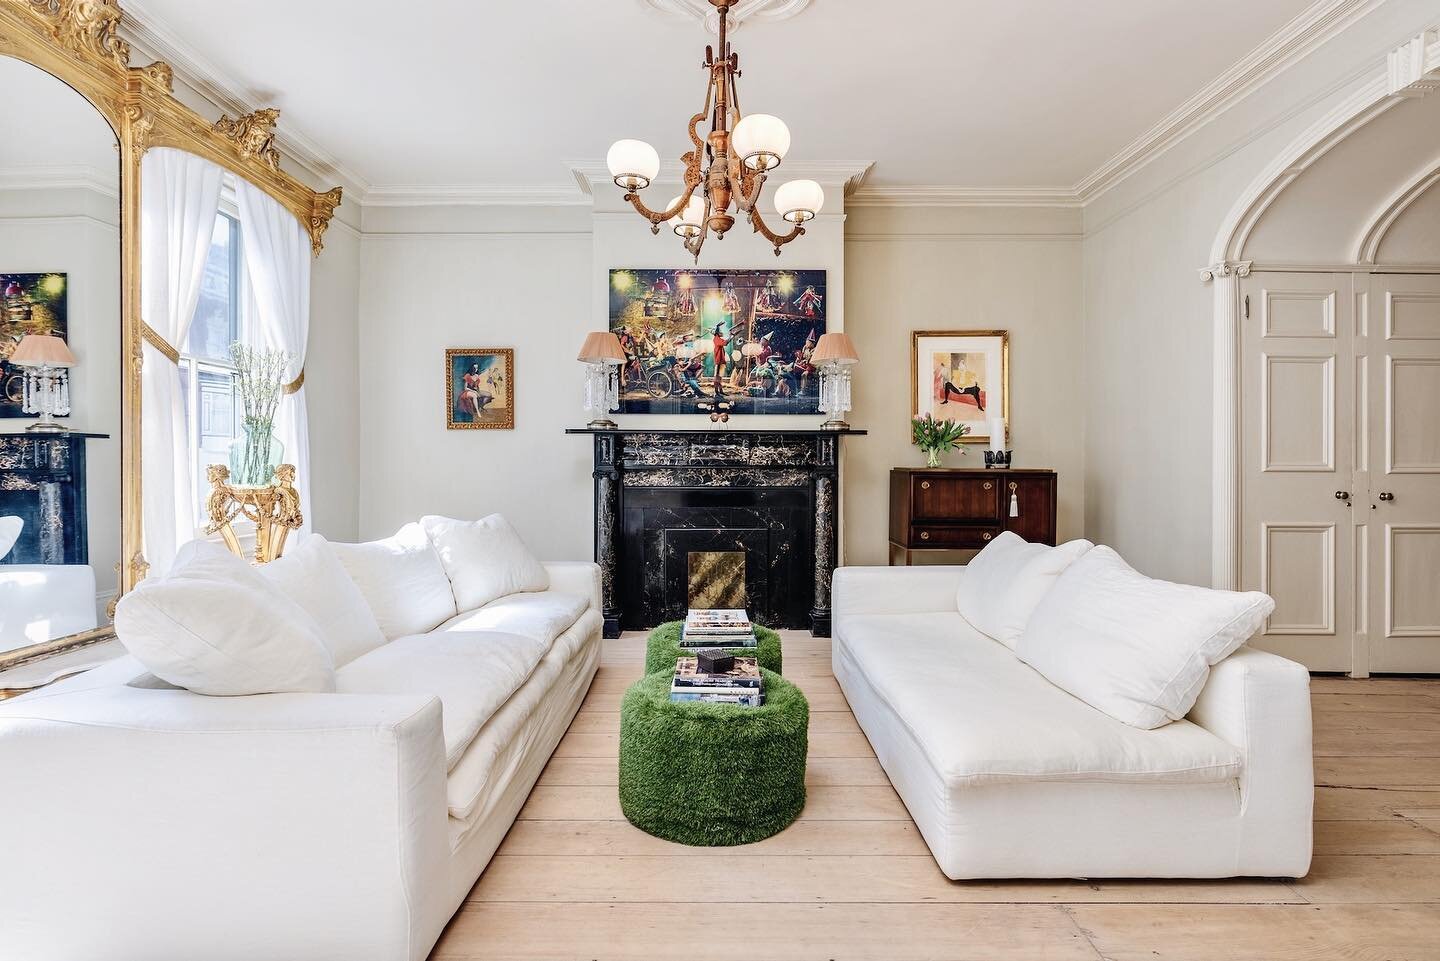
<box><xmin>228</xmin><ymin>421</ymin><xmax>283</xmax><ymax>488</ymax></box>
<box><xmin>924</xmin><ymin>447</ymin><xmax>943</xmax><ymax>468</ymax></box>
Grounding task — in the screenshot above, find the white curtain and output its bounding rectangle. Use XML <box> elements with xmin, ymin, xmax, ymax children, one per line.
<box><xmin>236</xmin><ymin>179</ymin><xmax>313</xmax><ymax>533</ymax></box>
<box><xmin>140</xmin><ymin>148</ymin><xmax>224</xmax><ymax>576</ymax></box>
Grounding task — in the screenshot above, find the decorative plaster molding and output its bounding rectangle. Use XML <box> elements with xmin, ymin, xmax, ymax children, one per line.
<box><xmin>635</xmin><ymin>0</ymin><xmax>812</xmax><ymax>34</ymax></box>
<box><xmin>1354</xmin><ymin>157</ymin><xmax>1440</xmax><ymax>263</ymax></box>
<box><xmin>567</xmin><ymin>158</ymin><xmax>873</xmax><ymax>196</ymax></box>
<box><xmin>362</xmin><ymin>184</ymin><xmax>591</xmax><ymax>207</ymax></box>
<box><xmin>1387</xmin><ymin>29</ymin><xmax>1440</xmax><ymax>96</ymax></box>
<box><xmin>0</xmin><ymin>163</ymin><xmax>119</xmax><ymax>199</ymax></box>
<box><xmin>1199</xmin><ymin>261</ymin><xmax>1253</xmax><ymax>283</ymax></box>
<box><xmin>846</xmin><ymin>185</ymin><xmax>1081</xmax><ymax>208</ymax></box>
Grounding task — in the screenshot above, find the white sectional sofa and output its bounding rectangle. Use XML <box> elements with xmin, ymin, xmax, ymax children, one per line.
<box><xmin>0</xmin><ymin>518</ymin><xmax>603</xmax><ymax>961</ymax></box>
<box><xmin>833</xmin><ymin>553</ymin><xmax>1314</xmax><ymax>881</ymax></box>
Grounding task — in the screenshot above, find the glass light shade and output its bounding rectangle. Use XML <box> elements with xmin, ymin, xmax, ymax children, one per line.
<box><xmin>731</xmin><ymin>113</ymin><xmax>790</xmax><ymax>171</ymax></box>
<box><xmin>667</xmin><ymin>194</ymin><xmax>705</xmax><ymax>238</ymax></box>
<box><xmin>775</xmin><ymin>179</ymin><xmax>824</xmax><ymax>224</ymax></box>
<box><xmin>607</xmin><ymin>139</ymin><xmax>660</xmax><ymax>190</ymax></box>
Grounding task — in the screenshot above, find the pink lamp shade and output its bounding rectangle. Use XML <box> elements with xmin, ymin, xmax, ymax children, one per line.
<box><xmin>576</xmin><ymin>331</ymin><xmax>627</xmax><ymax>365</ymax></box>
<box><xmin>811</xmin><ymin>332</ymin><xmax>859</xmax><ymax>365</ymax></box>
<box><xmin>8</xmin><ymin>334</ymin><xmax>77</xmax><ymax>368</ymax></box>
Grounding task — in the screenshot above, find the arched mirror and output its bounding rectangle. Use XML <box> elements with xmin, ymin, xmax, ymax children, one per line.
<box><xmin>0</xmin><ymin>55</ymin><xmax>121</xmax><ymax>658</ymax></box>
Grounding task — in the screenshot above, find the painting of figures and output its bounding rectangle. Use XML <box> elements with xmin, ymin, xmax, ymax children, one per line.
<box><xmin>446</xmin><ymin>347</ymin><xmax>514</xmax><ymax>430</ymax></box>
<box><xmin>910</xmin><ymin>330</ymin><xmax>1009</xmax><ymax>444</ymax></box>
<box><xmin>0</xmin><ymin>272</ymin><xmax>68</xmax><ymax>419</ymax></box>
<box><xmin>608</xmin><ymin>268</ymin><xmax>827</xmax><ymax>415</ymax></box>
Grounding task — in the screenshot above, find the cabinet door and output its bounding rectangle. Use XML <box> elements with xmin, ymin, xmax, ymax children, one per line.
<box><xmin>1003</xmin><ymin>476</ymin><xmax>1055</xmax><ymax>544</ymax></box>
<box><xmin>911</xmin><ymin>474</ymin><xmax>1000</xmax><ymax>522</ymax></box>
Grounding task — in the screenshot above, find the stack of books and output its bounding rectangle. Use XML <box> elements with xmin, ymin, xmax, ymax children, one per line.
<box><xmin>669</xmin><ymin>655</ymin><xmax>764</xmax><ymax>707</ymax></box>
<box><xmin>681</xmin><ymin>608</ymin><xmax>758</xmax><ymax>649</ymax></box>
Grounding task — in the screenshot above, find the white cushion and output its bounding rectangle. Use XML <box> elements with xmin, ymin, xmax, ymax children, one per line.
<box><xmin>0</xmin><ymin>515</ymin><xmax>21</xmax><ymax>561</ymax></box>
<box><xmin>329</xmin><ymin>522</ymin><xmax>457</xmax><ymax>640</ymax></box>
<box><xmin>256</xmin><ymin>534</ymin><xmax>386</xmax><ymax>668</ymax></box>
<box><xmin>421</xmin><ymin>514</ymin><xmax>549</xmax><ymax>611</ymax></box>
<box><xmin>839</xmin><ymin>611</ymin><xmax>1241</xmax><ymax>784</ymax></box>
<box><xmin>113</xmin><ymin>541</ymin><xmax>334</xmax><ymax>696</ymax></box>
<box><xmin>1017</xmin><ymin>546</ymin><xmax>1275</xmax><ymax>729</ymax></box>
<box><xmin>955</xmin><ymin>532</ymin><xmax>1093</xmax><ymax>648</ymax></box>
<box><xmin>337</xmin><ymin>629</ymin><xmax>550</xmax><ymax>769</ymax></box>
<box><xmin>436</xmin><ymin>591</ymin><xmax>588</xmax><ymax>647</ymax></box>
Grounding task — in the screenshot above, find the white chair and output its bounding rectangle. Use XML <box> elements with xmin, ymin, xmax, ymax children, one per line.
<box><xmin>0</xmin><ymin>563</ymin><xmax>100</xmax><ymax>652</ymax></box>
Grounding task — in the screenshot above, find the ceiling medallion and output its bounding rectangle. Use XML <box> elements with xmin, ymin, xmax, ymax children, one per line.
<box><xmin>608</xmin><ymin>0</ymin><xmax>823</xmax><ymax>261</ymax></box>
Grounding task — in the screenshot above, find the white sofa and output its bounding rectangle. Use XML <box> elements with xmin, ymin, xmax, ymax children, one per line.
<box><xmin>0</xmin><ymin>531</ymin><xmax>603</xmax><ymax>961</ymax></box>
<box><xmin>833</xmin><ymin>564</ymin><xmax>1314</xmax><ymax>880</ymax></box>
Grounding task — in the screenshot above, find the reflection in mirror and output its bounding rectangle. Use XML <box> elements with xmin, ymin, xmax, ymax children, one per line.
<box><xmin>0</xmin><ymin>55</ymin><xmax>120</xmax><ymax>656</ymax></box>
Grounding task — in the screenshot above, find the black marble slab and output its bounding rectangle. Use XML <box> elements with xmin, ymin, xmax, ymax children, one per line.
<box><xmin>0</xmin><ymin>432</ymin><xmax>109</xmax><ymax>566</ymax></box>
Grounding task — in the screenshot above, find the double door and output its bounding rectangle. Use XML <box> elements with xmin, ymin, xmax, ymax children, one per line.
<box><xmin>1241</xmin><ymin>272</ymin><xmax>1440</xmax><ymax>674</ymax></box>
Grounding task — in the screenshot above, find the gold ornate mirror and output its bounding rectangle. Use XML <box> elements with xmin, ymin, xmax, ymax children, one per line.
<box><xmin>0</xmin><ymin>0</ymin><xmax>340</xmax><ymax>679</ymax></box>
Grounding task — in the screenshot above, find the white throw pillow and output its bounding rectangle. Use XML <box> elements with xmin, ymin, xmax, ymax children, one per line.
<box><xmin>257</xmin><ymin>534</ymin><xmax>386</xmax><ymax>668</ymax></box>
<box><xmin>1017</xmin><ymin>546</ymin><xmax>1275</xmax><ymax>729</ymax></box>
<box><xmin>114</xmin><ymin>541</ymin><xmax>334</xmax><ymax>696</ymax></box>
<box><xmin>329</xmin><ymin>522</ymin><xmax>458</xmax><ymax>639</ymax></box>
<box><xmin>0</xmin><ymin>515</ymin><xmax>21</xmax><ymax>561</ymax></box>
<box><xmin>955</xmin><ymin>531</ymin><xmax>1093</xmax><ymax>648</ymax></box>
<box><xmin>421</xmin><ymin>514</ymin><xmax>549</xmax><ymax>611</ymax></box>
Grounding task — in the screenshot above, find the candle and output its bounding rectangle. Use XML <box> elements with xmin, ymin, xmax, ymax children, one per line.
<box><xmin>988</xmin><ymin>416</ymin><xmax>1006</xmax><ymax>453</ymax></box>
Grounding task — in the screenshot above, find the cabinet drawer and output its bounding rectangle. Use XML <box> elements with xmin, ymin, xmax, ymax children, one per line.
<box><xmin>909</xmin><ymin>525</ymin><xmax>1003</xmax><ymax>549</ymax></box>
<box><xmin>911</xmin><ymin>475</ymin><xmax>1001</xmax><ymax>522</ymax></box>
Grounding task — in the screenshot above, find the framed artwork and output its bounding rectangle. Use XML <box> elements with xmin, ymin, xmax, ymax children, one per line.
<box><xmin>1</xmin><ymin>272</ymin><xmax>68</xmax><ymax>419</ymax></box>
<box><xmin>911</xmin><ymin>329</ymin><xmax>1009</xmax><ymax>444</ymax></box>
<box><xmin>608</xmin><ymin>267</ymin><xmax>826</xmax><ymax>415</ymax></box>
<box><xmin>446</xmin><ymin>347</ymin><xmax>513</xmax><ymax>430</ymax></box>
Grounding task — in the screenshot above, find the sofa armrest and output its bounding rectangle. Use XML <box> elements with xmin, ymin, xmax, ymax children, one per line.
<box><xmin>1187</xmin><ymin>646</ymin><xmax>1314</xmax><ymax>876</ymax></box>
<box><xmin>832</xmin><ymin>565</ymin><xmax>964</xmax><ymax>618</ymax></box>
<box><xmin>0</xmin><ymin>688</ymin><xmax>451</xmax><ymax>961</ymax></box>
<box><xmin>544</xmin><ymin>560</ymin><xmax>602</xmax><ymax>610</ymax></box>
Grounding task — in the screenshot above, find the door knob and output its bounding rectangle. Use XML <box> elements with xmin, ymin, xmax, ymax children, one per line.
<box><xmin>1334</xmin><ymin>491</ymin><xmax>1350</xmax><ymax>500</ymax></box>
<box><xmin>1379</xmin><ymin>491</ymin><xmax>1395</xmax><ymax>501</ymax></box>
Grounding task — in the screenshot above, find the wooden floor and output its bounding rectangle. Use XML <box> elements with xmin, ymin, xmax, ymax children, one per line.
<box><xmin>430</xmin><ymin>632</ymin><xmax>1440</xmax><ymax>961</ymax></box>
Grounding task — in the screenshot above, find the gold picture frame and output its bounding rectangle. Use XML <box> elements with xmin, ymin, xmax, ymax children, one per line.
<box><xmin>910</xmin><ymin>329</ymin><xmax>1010</xmax><ymax>444</ymax></box>
<box><xmin>446</xmin><ymin>348</ymin><xmax>514</xmax><ymax>430</ymax></box>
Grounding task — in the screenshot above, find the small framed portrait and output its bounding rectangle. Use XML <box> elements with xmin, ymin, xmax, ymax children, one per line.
<box><xmin>910</xmin><ymin>330</ymin><xmax>1009</xmax><ymax>444</ymax></box>
<box><xmin>446</xmin><ymin>347</ymin><xmax>513</xmax><ymax>430</ymax></box>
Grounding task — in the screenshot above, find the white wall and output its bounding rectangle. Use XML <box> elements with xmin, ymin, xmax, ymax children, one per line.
<box><xmin>306</xmin><ymin>218</ymin><xmax>361</xmax><ymax>541</ymax></box>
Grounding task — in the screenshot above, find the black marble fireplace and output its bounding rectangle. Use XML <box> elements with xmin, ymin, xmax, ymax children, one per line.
<box><xmin>568</xmin><ymin>428</ymin><xmax>864</xmax><ymax>637</ymax></box>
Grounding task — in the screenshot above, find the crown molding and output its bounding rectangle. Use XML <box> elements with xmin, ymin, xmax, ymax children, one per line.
<box><xmin>117</xmin><ymin>0</ymin><xmax>369</xmax><ymax>196</ymax></box>
<box><xmin>845</xmin><ymin>185</ymin><xmax>1081</xmax><ymax>208</ymax></box>
<box><xmin>567</xmin><ymin>159</ymin><xmax>874</xmax><ymax>196</ymax></box>
<box><xmin>1075</xmin><ymin>0</ymin><xmax>1384</xmax><ymax>204</ymax></box>
<box><xmin>362</xmin><ymin>184</ymin><xmax>591</xmax><ymax>207</ymax></box>
<box><xmin>636</xmin><ymin>0</ymin><xmax>812</xmax><ymax>35</ymax></box>
<box><xmin>0</xmin><ymin>163</ymin><xmax>119</xmax><ymax>199</ymax></box>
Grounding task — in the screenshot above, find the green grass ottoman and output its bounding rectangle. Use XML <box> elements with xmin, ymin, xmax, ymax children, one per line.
<box><xmin>618</xmin><ymin>668</ymin><xmax>808</xmax><ymax>846</ymax></box>
<box><xmin>644</xmin><ymin>621</ymin><xmax>783</xmax><ymax>676</ymax></box>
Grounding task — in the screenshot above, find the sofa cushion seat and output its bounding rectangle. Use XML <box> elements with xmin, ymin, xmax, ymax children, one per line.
<box><xmin>839</xmin><ymin>612</ymin><xmax>1242</xmax><ymax>786</ymax></box>
<box><xmin>336</xmin><ymin>630</ymin><xmax>548</xmax><ymax>769</ymax></box>
<box><xmin>436</xmin><ymin>591</ymin><xmax>588</xmax><ymax>646</ymax></box>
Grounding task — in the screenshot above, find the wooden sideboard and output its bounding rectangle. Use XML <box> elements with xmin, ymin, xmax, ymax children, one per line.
<box><xmin>888</xmin><ymin>467</ymin><xmax>1057</xmax><ymax>565</ymax></box>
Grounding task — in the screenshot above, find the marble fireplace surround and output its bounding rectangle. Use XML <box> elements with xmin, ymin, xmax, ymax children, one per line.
<box><xmin>567</xmin><ymin>428</ymin><xmax>865</xmax><ymax>637</ymax></box>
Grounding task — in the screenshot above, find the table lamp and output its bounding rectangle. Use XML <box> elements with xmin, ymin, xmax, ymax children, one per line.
<box><xmin>811</xmin><ymin>332</ymin><xmax>859</xmax><ymax>430</ymax></box>
<box><xmin>576</xmin><ymin>331</ymin><xmax>626</xmax><ymax>429</ymax></box>
<box><xmin>8</xmin><ymin>334</ymin><xmax>76</xmax><ymax>433</ymax></box>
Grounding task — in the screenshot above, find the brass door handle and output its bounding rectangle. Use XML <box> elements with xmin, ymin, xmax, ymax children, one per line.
<box><xmin>919</xmin><ymin>531</ymin><xmax>930</xmax><ymax>541</ymax></box>
<box><xmin>920</xmin><ymin>480</ymin><xmax>931</xmax><ymax>490</ymax></box>
<box><xmin>1008</xmin><ymin>481</ymin><xmax>1018</xmax><ymax>491</ymax></box>
<box><xmin>982</xmin><ymin>532</ymin><xmax>993</xmax><ymax>541</ymax></box>
<box><xmin>1378</xmin><ymin>491</ymin><xmax>1395</xmax><ymax>501</ymax></box>
<box><xmin>983</xmin><ymin>481</ymin><xmax>993</xmax><ymax>491</ymax></box>
<box><xmin>1335</xmin><ymin>491</ymin><xmax>1350</xmax><ymax>500</ymax></box>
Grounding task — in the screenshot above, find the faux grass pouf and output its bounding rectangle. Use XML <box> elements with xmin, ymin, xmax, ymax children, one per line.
<box><xmin>618</xmin><ymin>668</ymin><xmax>808</xmax><ymax>846</ymax></box>
<box><xmin>644</xmin><ymin>621</ymin><xmax>783</xmax><ymax>676</ymax></box>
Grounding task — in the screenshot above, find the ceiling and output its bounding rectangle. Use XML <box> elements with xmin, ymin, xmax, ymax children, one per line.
<box><xmin>0</xmin><ymin>55</ymin><xmax>119</xmax><ymax>190</ymax></box>
<box><xmin>121</xmin><ymin>0</ymin><xmax>1319</xmax><ymax>196</ymax></box>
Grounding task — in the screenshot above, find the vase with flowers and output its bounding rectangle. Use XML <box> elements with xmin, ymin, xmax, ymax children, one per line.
<box><xmin>226</xmin><ymin>343</ymin><xmax>291</xmax><ymax>488</ymax></box>
<box><xmin>911</xmin><ymin>413</ymin><xmax>970</xmax><ymax>468</ymax></box>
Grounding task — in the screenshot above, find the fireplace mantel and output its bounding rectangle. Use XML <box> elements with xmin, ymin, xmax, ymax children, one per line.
<box><xmin>567</xmin><ymin>428</ymin><xmax>865</xmax><ymax>637</ymax></box>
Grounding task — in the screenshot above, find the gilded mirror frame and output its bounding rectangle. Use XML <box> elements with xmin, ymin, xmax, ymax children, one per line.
<box><xmin>0</xmin><ymin>0</ymin><xmax>341</xmax><ymax>672</ymax></box>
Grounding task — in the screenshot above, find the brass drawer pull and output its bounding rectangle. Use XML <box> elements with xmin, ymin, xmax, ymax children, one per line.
<box><xmin>919</xmin><ymin>531</ymin><xmax>930</xmax><ymax>541</ymax></box>
<box><xmin>982</xmin><ymin>532</ymin><xmax>993</xmax><ymax>541</ymax></box>
<box><xmin>1009</xmin><ymin>481</ymin><xmax>1017</xmax><ymax>491</ymax></box>
<box><xmin>920</xmin><ymin>480</ymin><xmax>931</xmax><ymax>490</ymax></box>
<box><xmin>983</xmin><ymin>481</ymin><xmax>993</xmax><ymax>491</ymax></box>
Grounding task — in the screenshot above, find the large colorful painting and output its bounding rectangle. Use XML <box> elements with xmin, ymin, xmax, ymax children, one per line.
<box><xmin>446</xmin><ymin>347</ymin><xmax>513</xmax><ymax>430</ymax></box>
<box><xmin>608</xmin><ymin>268</ymin><xmax>827</xmax><ymax>415</ymax></box>
<box><xmin>911</xmin><ymin>330</ymin><xmax>1009</xmax><ymax>444</ymax></box>
<box><xmin>0</xmin><ymin>272</ymin><xmax>68</xmax><ymax>419</ymax></box>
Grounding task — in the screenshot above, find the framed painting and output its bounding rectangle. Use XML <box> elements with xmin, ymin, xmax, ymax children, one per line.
<box><xmin>1</xmin><ymin>272</ymin><xmax>68</xmax><ymax>419</ymax></box>
<box><xmin>911</xmin><ymin>330</ymin><xmax>1009</xmax><ymax>444</ymax></box>
<box><xmin>608</xmin><ymin>267</ymin><xmax>826</xmax><ymax>415</ymax></box>
<box><xmin>446</xmin><ymin>347</ymin><xmax>513</xmax><ymax>430</ymax></box>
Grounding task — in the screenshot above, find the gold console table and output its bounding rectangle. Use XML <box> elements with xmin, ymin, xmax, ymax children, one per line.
<box><xmin>205</xmin><ymin>463</ymin><xmax>303</xmax><ymax>564</ymax></box>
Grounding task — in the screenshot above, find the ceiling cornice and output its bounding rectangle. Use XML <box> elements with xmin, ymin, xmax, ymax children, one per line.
<box><xmin>0</xmin><ymin>164</ymin><xmax>119</xmax><ymax>199</ymax></box>
<box><xmin>362</xmin><ymin>184</ymin><xmax>591</xmax><ymax>208</ymax></box>
<box><xmin>846</xmin><ymin>186</ymin><xmax>1081</xmax><ymax>209</ymax></box>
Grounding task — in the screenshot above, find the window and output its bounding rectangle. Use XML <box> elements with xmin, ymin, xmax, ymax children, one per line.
<box><xmin>179</xmin><ymin>208</ymin><xmax>248</xmax><ymax>529</ymax></box>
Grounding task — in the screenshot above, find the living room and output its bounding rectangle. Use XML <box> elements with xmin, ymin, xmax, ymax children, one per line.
<box><xmin>1</xmin><ymin>1</ymin><xmax>1438</xmax><ymax>958</ymax></box>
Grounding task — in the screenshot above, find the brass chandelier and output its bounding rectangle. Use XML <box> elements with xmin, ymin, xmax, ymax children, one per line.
<box><xmin>606</xmin><ymin>0</ymin><xmax>824</xmax><ymax>262</ymax></box>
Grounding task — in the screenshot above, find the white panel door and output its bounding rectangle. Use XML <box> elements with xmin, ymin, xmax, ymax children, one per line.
<box><xmin>1365</xmin><ymin>274</ymin><xmax>1440</xmax><ymax>673</ymax></box>
<box><xmin>1241</xmin><ymin>273</ymin><xmax>1354</xmax><ymax>671</ymax></box>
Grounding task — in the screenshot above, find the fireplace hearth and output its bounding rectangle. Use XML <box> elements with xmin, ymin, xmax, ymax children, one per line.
<box><xmin>568</xmin><ymin>428</ymin><xmax>865</xmax><ymax>637</ymax></box>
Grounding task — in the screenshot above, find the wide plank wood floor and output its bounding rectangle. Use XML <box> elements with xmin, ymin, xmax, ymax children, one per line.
<box><xmin>430</xmin><ymin>632</ymin><xmax>1440</xmax><ymax>961</ymax></box>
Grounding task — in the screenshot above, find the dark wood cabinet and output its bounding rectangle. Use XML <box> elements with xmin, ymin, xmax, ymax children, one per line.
<box><xmin>888</xmin><ymin>467</ymin><xmax>1057</xmax><ymax>564</ymax></box>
